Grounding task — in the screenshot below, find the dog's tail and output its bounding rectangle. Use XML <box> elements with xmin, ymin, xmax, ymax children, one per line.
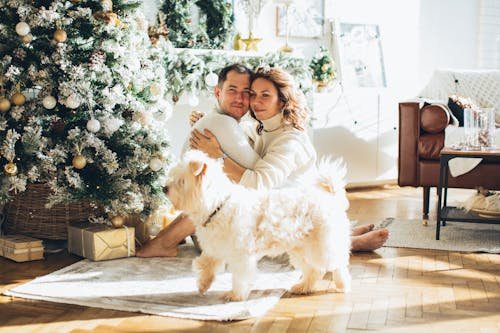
<box><xmin>316</xmin><ymin>156</ymin><xmax>349</xmax><ymax>209</ymax></box>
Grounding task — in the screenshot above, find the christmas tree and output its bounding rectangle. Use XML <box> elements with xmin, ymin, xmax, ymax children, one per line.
<box><xmin>0</xmin><ymin>0</ymin><xmax>172</xmax><ymax>222</ymax></box>
<box><xmin>309</xmin><ymin>46</ymin><xmax>336</xmax><ymax>88</ymax></box>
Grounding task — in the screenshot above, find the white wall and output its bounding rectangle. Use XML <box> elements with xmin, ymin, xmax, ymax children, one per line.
<box><xmin>417</xmin><ymin>0</ymin><xmax>480</xmax><ymax>87</ymax></box>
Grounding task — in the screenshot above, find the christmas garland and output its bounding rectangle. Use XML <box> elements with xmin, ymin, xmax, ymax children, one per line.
<box><xmin>159</xmin><ymin>0</ymin><xmax>234</xmax><ymax>49</ymax></box>
<box><xmin>162</xmin><ymin>49</ymin><xmax>313</xmax><ymax>104</ymax></box>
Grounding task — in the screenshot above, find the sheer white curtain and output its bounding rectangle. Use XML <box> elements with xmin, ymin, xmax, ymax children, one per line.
<box><xmin>478</xmin><ymin>0</ymin><xmax>500</xmax><ymax>69</ymax></box>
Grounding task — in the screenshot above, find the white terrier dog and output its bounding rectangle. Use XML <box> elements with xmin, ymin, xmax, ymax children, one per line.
<box><xmin>165</xmin><ymin>150</ymin><xmax>352</xmax><ymax>302</ymax></box>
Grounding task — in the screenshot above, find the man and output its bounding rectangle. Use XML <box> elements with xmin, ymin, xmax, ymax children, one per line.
<box><xmin>184</xmin><ymin>64</ymin><xmax>259</xmax><ymax>170</ymax></box>
<box><xmin>137</xmin><ymin>63</ymin><xmax>388</xmax><ymax>257</ymax></box>
<box><xmin>138</xmin><ymin>63</ymin><xmax>254</xmax><ymax>257</ymax></box>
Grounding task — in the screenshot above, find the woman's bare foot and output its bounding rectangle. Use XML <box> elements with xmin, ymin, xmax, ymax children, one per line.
<box><xmin>351</xmin><ymin>224</ymin><xmax>375</xmax><ymax>236</ymax></box>
<box><xmin>351</xmin><ymin>228</ymin><xmax>389</xmax><ymax>252</ymax></box>
<box><xmin>136</xmin><ymin>215</ymin><xmax>195</xmax><ymax>258</ymax></box>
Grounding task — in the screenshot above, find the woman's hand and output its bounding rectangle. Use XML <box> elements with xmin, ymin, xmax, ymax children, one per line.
<box><xmin>189</xmin><ymin>111</ymin><xmax>205</xmax><ymax>127</ymax></box>
<box><xmin>190</xmin><ymin>129</ymin><xmax>222</xmax><ymax>159</ymax></box>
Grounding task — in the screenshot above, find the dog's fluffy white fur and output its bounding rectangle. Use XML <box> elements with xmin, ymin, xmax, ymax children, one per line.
<box><xmin>165</xmin><ymin>150</ymin><xmax>352</xmax><ymax>301</ymax></box>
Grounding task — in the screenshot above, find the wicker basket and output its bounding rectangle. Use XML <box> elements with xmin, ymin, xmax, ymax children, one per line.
<box><xmin>3</xmin><ymin>183</ymin><xmax>102</xmax><ymax>240</ymax></box>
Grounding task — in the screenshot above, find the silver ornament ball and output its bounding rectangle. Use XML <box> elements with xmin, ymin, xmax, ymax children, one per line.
<box><xmin>42</xmin><ymin>96</ymin><xmax>57</xmax><ymax>109</ymax></box>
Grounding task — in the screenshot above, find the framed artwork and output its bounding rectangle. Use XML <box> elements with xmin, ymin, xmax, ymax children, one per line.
<box><xmin>276</xmin><ymin>1</ymin><xmax>324</xmax><ymax>38</ymax></box>
<box><xmin>334</xmin><ymin>22</ymin><xmax>386</xmax><ymax>88</ymax></box>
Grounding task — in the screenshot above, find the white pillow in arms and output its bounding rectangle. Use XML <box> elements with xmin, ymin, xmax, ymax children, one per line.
<box><xmin>183</xmin><ymin>111</ymin><xmax>260</xmax><ymax>169</ymax></box>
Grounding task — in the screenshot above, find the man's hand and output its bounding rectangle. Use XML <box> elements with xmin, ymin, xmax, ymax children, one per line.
<box><xmin>190</xmin><ymin>129</ymin><xmax>222</xmax><ymax>159</ymax></box>
<box><xmin>189</xmin><ymin>111</ymin><xmax>205</xmax><ymax>127</ymax></box>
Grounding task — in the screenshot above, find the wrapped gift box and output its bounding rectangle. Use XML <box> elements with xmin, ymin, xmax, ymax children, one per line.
<box><xmin>0</xmin><ymin>235</ymin><xmax>44</xmax><ymax>262</ymax></box>
<box><xmin>1</xmin><ymin>245</ymin><xmax>44</xmax><ymax>262</ymax></box>
<box><xmin>123</xmin><ymin>214</ymin><xmax>149</xmax><ymax>247</ymax></box>
<box><xmin>68</xmin><ymin>222</ymin><xmax>135</xmax><ymax>261</ymax></box>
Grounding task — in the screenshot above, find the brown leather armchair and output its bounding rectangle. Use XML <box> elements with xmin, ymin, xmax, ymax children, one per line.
<box><xmin>398</xmin><ymin>101</ymin><xmax>500</xmax><ymax>223</ymax></box>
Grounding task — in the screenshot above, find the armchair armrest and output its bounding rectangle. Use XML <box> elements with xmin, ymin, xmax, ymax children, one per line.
<box><xmin>398</xmin><ymin>102</ymin><xmax>421</xmax><ymax>186</ymax></box>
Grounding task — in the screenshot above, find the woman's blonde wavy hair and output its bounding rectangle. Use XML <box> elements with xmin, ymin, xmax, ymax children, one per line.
<box><xmin>250</xmin><ymin>66</ymin><xmax>309</xmax><ymax>132</ymax></box>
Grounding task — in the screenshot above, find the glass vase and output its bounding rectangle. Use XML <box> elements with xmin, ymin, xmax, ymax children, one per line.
<box><xmin>463</xmin><ymin>107</ymin><xmax>495</xmax><ymax>150</ymax></box>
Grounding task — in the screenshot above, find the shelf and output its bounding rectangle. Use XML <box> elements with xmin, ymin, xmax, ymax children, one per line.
<box><xmin>441</xmin><ymin>206</ymin><xmax>500</xmax><ymax>224</ymax></box>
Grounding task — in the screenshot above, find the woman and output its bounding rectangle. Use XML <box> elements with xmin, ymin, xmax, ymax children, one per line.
<box><xmin>138</xmin><ymin>67</ymin><xmax>388</xmax><ymax>257</ymax></box>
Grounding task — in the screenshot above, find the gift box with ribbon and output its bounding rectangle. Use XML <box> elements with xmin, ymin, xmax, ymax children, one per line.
<box><xmin>0</xmin><ymin>235</ymin><xmax>44</xmax><ymax>262</ymax></box>
<box><xmin>67</xmin><ymin>222</ymin><xmax>135</xmax><ymax>261</ymax></box>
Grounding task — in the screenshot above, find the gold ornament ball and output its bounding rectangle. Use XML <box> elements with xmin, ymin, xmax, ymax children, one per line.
<box><xmin>11</xmin><ymin>92</ymin><xmax>26</xmax><ymax>106</ymax></box>
<box><xmin>0</xmin><ymin>97</ymin><xmax>11</xmax><ymax>112</ymax></box>
<box><xmin>4</xmin><ymin>162</ymin><xmax>17</xmax><ymax>175</ymax></box>
<box><xmin>72</xmin><ymin>154</ymin><xmax>87</xmax><ymax>169</ymax></box>
<box><xmin>21</xmin><ymin>33</ymin><xmax>33</xmax><ymax>43</ymax></box>
<box><xmin>53</xmin><ymin>29</ymin><xmax>67</xmax><ymax>43</ymax></box>
<box><xmin>111</xmin><ymin>216</ymin><xmax>124</xmax><ymax>228</ymax></box>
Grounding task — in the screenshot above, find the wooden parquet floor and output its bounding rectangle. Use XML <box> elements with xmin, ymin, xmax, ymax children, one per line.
<box><xmin>1</xmin><ymin>185</ymin><xmax>499</xmax><ymax>333</ymax></box>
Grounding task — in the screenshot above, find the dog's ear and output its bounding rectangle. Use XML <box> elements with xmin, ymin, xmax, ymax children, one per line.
<box><xmin>189</xmin><ymin>160</ymin><xmax>207</xmax><ymax>177</ymax></box>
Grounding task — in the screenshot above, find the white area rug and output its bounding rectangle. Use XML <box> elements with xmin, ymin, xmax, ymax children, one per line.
<box><xmin>380</xmin><ymin>217</ymin><xmax>500</xmax><ymax>253</ymax></box>
<box><xmin>4</xmin><ymin>244</ymin><xmax>300</xmax><ymax>321</ymax></box>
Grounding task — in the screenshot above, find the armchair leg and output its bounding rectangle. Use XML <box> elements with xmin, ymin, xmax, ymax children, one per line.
<box><xmin>422</xmin><ymin>187</ymin><xmax>430</xmax><ymax>226</ymax></box>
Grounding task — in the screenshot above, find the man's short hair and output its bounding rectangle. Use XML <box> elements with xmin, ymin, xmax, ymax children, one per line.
<box><xmin>217</xmin><ymin>63</ymin><xmax>253</xmax><ymax>87</ymax></box>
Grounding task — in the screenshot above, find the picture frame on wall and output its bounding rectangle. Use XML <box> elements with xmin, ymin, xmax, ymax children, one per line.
<box><xmin>333</xmin><ymin>21</ymin><xmax>387</xmax><ymax>88</ymax></box>
<box><xmin>276</xmin><ymin>0</ymin><xmax>324</xmax><ymax>38</ymax></box>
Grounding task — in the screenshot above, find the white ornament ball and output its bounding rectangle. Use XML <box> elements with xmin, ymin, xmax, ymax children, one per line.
<box><xmin>188</xmin><ymin>94</ymin><xmax>199</xmax><ymax>107</ymax></box>
<box><xmin>104</xmin><ymin>117</ymin><xmax>123</xmax><ymax>134</ymax></box>
<box><xmin>149</xmin><ymin>158</ymin><xmax>163</xmax><ymax>171</ymax></box>
<box><xmin>42</xmin><ymin>96</ymin><xmax>57</xmax><ymax>109</ymax></box>
<box><xmin>86</xmin><ymin>118</ymin><xmax>101</xmax><ymax>133</ymax></box>
<box><xmin>137</xmin><ymin>111</ymin><xmax>152</xmax><ymax>126</ymax></box>
<box><xmin>15</xmin><ymin>22</ymin><xmax>30</xmax><ymax>36</ymax></box>
<box><xmin>66</xmin><ymin>94</ymin><xmax>80</xmax><ymax>109</ymax></box>
<box><xmin>205</xmin><ymin>72</ymin><xmax>219</xmax><ymax>87</ymax></box>
<box><xmin>135</xmin><ymin>17</ymin><xmax>148</xmax><ymax>31</ymax></box>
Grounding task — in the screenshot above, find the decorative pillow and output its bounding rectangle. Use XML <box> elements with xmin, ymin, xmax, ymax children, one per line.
<box><xmin>420</xmin><ymin>104</ymin><xmax>450</xmax><ymax>133</ymax></box>
<box><xmin>447</xmin><ymin>95</ymin><xmax>476</xmax><ymax>127</ymax></box>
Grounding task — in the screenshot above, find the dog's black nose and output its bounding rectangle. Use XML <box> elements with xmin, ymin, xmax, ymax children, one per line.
<box><xmin>163</xmin><ymin>186</ymin><xmax>169</xmax><ymax>195</ymax></box>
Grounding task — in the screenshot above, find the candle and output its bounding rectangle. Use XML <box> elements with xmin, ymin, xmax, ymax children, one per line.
<box><xmin>248</xmin><ymin>5</ymin><xmax>254</xmax><ymax>34</ymax></box>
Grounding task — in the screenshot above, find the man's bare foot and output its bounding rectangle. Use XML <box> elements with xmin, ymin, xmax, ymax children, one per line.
<box><xmin>351</xmin><ymin>228</ymin><xmax>389</xmax><ymax>252</ymax></box>
<box><xmin>136</xmin><ymin>236</ymin><xmax>179</xmax><ymax>258</ymax></box>
<box><xmin>351</xmin><ymin>224</ymin><xmax>375</xmax><ymax>236</ymax></box>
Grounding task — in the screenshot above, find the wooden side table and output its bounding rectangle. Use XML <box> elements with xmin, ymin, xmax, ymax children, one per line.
<box><xmin>436</xmin><ymin>148</ymin><xmax>500</xmax><ymax>240</ymax></box>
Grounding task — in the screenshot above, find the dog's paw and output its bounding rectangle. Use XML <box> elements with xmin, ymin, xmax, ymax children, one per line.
<box><xmin>223</xmin><ymin>290</ymin><xmax>246</xmax><ymax>302</ymax></box>
<box><xmin>290</xmin><ymin>282</ymin><xmax>313</xmax><ymax>295</ymax></box>
<box><xmin>334</xmin><ymin>285</ymin><xmax>351</xmax><ymax>293</ymax></box>
<box><xmin>333</xmin><ymin>278</ymin><xmax>351</xmax><ymax>293</ymax></box>
<box><xmin>197</xmin><ymin>278</ymin><xmax>213</xmax><ymax>295</ymax></box>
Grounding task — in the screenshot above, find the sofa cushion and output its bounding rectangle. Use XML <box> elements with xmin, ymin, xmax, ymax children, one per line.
<box><xmin>418</xmin><ymin>133</ymin><xmax>444</xmax><ymax>160</ymax></box>
<box><xmin>447</xmin><ymin>95</ymin><xmax>476</xmax><ymax>127</ymax></box>
<box><xmin>447</xmin><ymin>98</ymin><xmax>464</xmax><ymax>126</ymax></box>
<box><xmin>420</xmin><ymin>104</ymin><xmax>450</xmax><ymax>133</ymax></box>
